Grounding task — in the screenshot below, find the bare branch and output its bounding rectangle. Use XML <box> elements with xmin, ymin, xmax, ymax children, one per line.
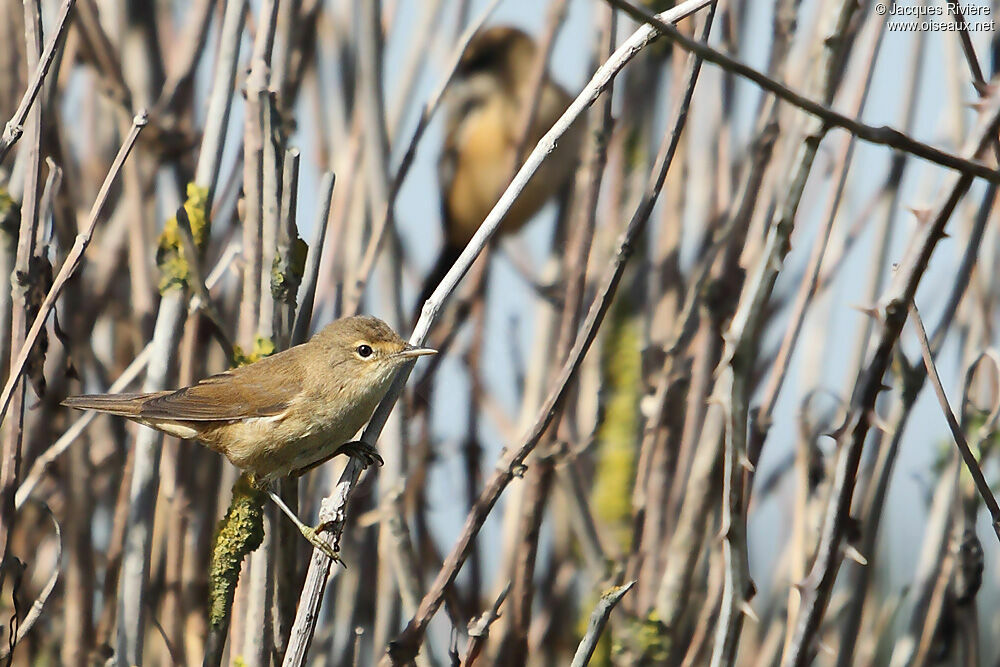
<box><xmin>0</xmin><ymin>0</ymin><xmax>76</xmax><ymax>165</ymax></box>
<box><xmin>0</xmin><ymin>111</ymin><xmax>147</xmax><ymax>427</ymax></box>
<box><xmin>570</xmin><ymin>582</ymin><xmax>635</xmax><ymax>667</ymax></box>
<box><xmin>605</xmin><ymin>0</ymin><xmax>1000</xmax><ymax>183</ymax></box>
<box><xmin>0</xmin><ymin>499</ymin><xmax>62</xmax><ymax>660</ymax></box>
<box><xmin>783</xmin><ymin>78</ymin><xmax>1000</xmax><ymax>667</ymax></box>
<box><xmin>910</xmin><ymin>303</ymin><xmax>1000</xmax><ymax>541</ymax></box>
<box><xmin>281</xmin><ymin>458</ymin><xmax>365</xmax><ymax>667</ymax></box>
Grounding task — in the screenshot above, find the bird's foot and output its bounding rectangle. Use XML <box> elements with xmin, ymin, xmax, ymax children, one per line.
<box><xmin>299</xmin><ymin>523</ymin><xmax>340</xmax><ymax>561</ymax></box>
<box><xmin>334</xmin><ymin>440</ymin><xmax>384</xmax><ymax>469</ymax></box>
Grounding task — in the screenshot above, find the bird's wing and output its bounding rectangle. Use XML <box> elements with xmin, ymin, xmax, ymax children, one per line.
<box><xmin>138</xmin><ymin>348</ymin><xmax>306</xmax><ymax>421</ymax></box>
<box><xmin>437</xmin><ymin>114</ymin><xmax>462</xmax><ymax>221</ymax></box>
<box><xmin>438</xmin><ymin>82</ymin><xmax>501</xmax><ymax>214</ymax></box>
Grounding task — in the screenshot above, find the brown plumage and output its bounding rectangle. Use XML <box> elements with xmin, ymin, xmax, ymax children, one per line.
<box><xmin>416</xmin><ymin>26</ymin><xmax>584</xmax><ymax>309</ymax></box>
<box><xmin>63</xmin><ymin>316</ymin><xmax>435</xmax><ymax>485</ymax></box>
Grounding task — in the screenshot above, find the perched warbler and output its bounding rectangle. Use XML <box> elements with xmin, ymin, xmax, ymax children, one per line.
<box><xmin>63</xmin><ymin>315</ymin><xmax>436</xmax><ymax>556</ymax></box>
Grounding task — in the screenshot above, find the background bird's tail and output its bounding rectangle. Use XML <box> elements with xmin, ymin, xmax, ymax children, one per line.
<box><xmin>413</xmin><ymin>242</ymin><xmax>463</xmax><ymax>324</ymax></box>
<box><xmin>61</xmin><ymin>393</ymin><xmax>159</xmax><ymax>417</ymax></box>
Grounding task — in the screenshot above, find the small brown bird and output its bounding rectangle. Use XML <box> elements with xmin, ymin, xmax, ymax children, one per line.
<box><xmin>63</xmin><ymin>316</ymin><xmax>435</xmax><ymax>556</ymax></box>
<box><xmin>417</xmin><ymin>26</ymin><xmax>584</xmax><ymax>307</ymax></box>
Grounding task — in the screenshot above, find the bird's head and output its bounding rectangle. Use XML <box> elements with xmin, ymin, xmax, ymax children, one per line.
<box><xmin>456</xmin><ymin>26</ymin><xmax>538</xmax><ymax>91</ymax></box>
<box><xmin>312</xmin><ymin>316</ymin><xmax>436</xmax><ymax>398</ymax></box>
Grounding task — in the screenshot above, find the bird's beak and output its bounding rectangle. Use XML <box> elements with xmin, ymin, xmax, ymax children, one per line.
<box><xmin>395</xmin><ymin>345</ymin><xmax>438</xmax><ymax>359</ymax></box>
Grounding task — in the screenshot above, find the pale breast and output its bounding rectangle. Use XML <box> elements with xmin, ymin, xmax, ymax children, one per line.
<box><xmin>446</xmin><ymin>99</ymin><xmax>514</xmax><ymax>244</ymax></box>
<box><xmin>444</xmin><ymin>83</ymin><xmax>581</xmax><ymax>246</ymax></box>
<box><xmin>204</xmin><ymin>377</ymin><xmax>388</xmax><ymax>483</ymax></box>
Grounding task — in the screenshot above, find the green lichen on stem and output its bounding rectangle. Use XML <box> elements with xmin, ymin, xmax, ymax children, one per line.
<box><xmin>270</xmin><ymin>236</ymin><xmax>308</xmax><ymax>305</ymax></box>
<box><xmin>581</xmin><ymin>300</ymin><xmax>641</xmax><ymax>666</ymax></box>
<box><xmin>591</xmin><ymin>306</ymin><xmax>640</xmax><ymax>552</ymax></box>
<box><xmin>0</xmin><ymin>188</ymin><xmax>19</xmax><ymax>232</ymax></box>
<box><xmin>231</xmin><ymin>335</ymin><xmax>276</xmax><ymax>367</ymax></box>
<box><xmin>617</xmin><ymin>613</ymin><xmax>669</xmax><ymax>663</ymax></box>
<box><xmin>156</xmin><ymin>182</ymin><xmax>210</xmax><ymax>293</ymax></box>
<box><xmin>208</xmin><ymin>475</ymin><xmax>265</xmax><ymax>628</ymax></box>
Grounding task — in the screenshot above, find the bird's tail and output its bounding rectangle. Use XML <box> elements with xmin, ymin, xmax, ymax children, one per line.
<box><xmin>61</xmin><ymin>393</ymin><xmax>160</xmax><ymax>417</ymax></box>
<box><xmin>413</xmin><ymin>243</ymin><xmax>463</xmax><ymax>324</ymax></box>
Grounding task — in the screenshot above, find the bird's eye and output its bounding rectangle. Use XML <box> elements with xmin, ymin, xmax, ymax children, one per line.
<box><xmin>356</xmin><ymin>344</ymin><xmax>373</xmax><ymax>358</ymax></box>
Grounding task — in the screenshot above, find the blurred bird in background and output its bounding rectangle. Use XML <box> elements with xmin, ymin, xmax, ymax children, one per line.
<box><xmin>416</xmin><ymin>26</ymin><xmax>584</xmax><ymax>311</ymax></box>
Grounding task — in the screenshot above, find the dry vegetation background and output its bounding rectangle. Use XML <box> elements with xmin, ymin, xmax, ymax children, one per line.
<box><xmin>2</xmin><ymin>0</ymin><xmax>1000</xmax><ymax>665</ymax></box>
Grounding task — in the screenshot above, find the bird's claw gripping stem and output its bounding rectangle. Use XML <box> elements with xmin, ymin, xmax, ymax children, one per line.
<box><xmin>335</xmin><ymin>440</ymin><xmax>384</xmax><ymax>468</ymax></box>
<box><xmin>267</xmin><ymin>487</ymin><xmax>342</xmax><ymax>561</ymax></box>
<box><xmin>299</xmin><ymin>524</ymin><xmax>339</xmax><ymax>561</ymax></box>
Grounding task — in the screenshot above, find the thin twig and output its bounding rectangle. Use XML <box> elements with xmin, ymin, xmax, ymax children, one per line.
<box><xmin>461</xmin><ymin>584</ymin><xmax>509</xmax><ymax>667</ymax></box>
<box><xmin>950</xmin><ymin>2</ymin><xmax>987</xmax><ymax>90</ymax></box>
<box><xmin>752</xmin><ymin>4</ymin><xmax>890</xmax><ymax>463</ymax></box>
<box><xmin>0</xmin><ymin>500</ymin><xmax>62</xmax><ymax>660</ymax></box>
<box><xmin>0</xmin><ymin>111</ymin><xmax>147</xmax><ymax>426</ymax></box>
<box><xmin>569</xmin><ymin>582</ymin><xmax>635</xmax><ymax>667</ymax></box>
<box><xmin>291</xmin><ymin>171</ymin><xmax>335</xmax><ymax>345</ymax></box>
<box><xmin>193</xmin><ymin>0</ymin><xmax>248</xmax><ymax>207</ymax></box>
<box><xmin>910</xmin><ymin>303</ymin><xmax>1000</xmax><ymax>541</ymax></box>
<box><xmin>0</xmin><ymin>0</ymin><xmax>76</xmax><ymax>165</ymax></box>
<box><xmin>153</xmin><ymin>0</ymin><xmax>219</xmax><ymax>117</ymax></box>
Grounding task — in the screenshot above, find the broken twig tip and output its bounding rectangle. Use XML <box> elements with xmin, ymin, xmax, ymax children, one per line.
<box><xmin>844</xmin><ymin>544</ymin><xmax>868</xmax><ymax>566</ymax></box>
<box><xmin>739</xmin><ymin>600</ymin><xmax>759</xmax><ymax>623</ymax></box>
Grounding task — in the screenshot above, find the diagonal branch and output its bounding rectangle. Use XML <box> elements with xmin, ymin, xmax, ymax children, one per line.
<box><xmin>0</xmin><ymin>0</ymin><xmax>77</xmax><ymax>165</ymax></box>
<box><xmin>604</xmin><ymin>0</ymin><xmax>1000</xmax><ymax>183</ymax></box>
<box><xmin>570</xmin><ymin>582</ymin><xmax>635</xmax><ymax>667</ymax></box>
<box><xmin>381</xmin><ymin>6</ymin><xmax>711</xmax><ymax>662</ymax></box>
<box><xmin>910</xmin><ymin>303</ymin><xmax>1000</xmax><ymax>541</ymax></box>
<box><xmin>0</xmin><ymin>111</ymin><xmax>147</xmax><ymax>427</ymax></box>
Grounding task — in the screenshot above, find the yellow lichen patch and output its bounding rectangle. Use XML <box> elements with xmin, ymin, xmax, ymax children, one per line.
<box><xmin>625</xmin><ymin>612</ymin><xmax>669</xmax><ymax>663</ymax></box>
<box><xmin>579</xmin><ymin>306</ymin><xmax>641</xmax><ymax>666</ymax></box>
<box><xmin>156</xmin><ymin>182</ymin><xmax>210</xmax><ymax>293</ymax></box>
<box><xmin>208</xmin><ymin>475</ymin><xmax>265</xmax><ymax>628</ymax></box>
<box><xmin>591</xmin><ymin>309</ymin><xmax>639</xmax><ymax>552</ymax></box>
<box><xmin>231</xmin><ymin>335</ymin><xmax>276</xmax><ymax>367</ymax></box>
<box><xmin>0</xmin><ymin>188</ymin><xmax>18</xmax><ymax>231</ymax></box>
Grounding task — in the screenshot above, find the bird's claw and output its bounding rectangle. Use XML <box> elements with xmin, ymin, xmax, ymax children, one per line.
<box><xmin>335</xmin><ymin>441</ymin><xmax>384</xmax><ymax>469</ymax></box>
<box><xmin>299</xmin><ymin>524</ymin><xmax>339</xmax><ymax>561</ymax></box>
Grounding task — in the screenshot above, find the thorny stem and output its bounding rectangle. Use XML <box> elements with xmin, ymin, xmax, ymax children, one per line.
<box><xmin>605</xmin><ymin>0</ymin><xmax>1000</xmax><ymax>183</ymax></box>
<box><xmin>782</xmin><ymin>80</ymin><xmax>1000</xmax><ymax>667</ymax></box>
